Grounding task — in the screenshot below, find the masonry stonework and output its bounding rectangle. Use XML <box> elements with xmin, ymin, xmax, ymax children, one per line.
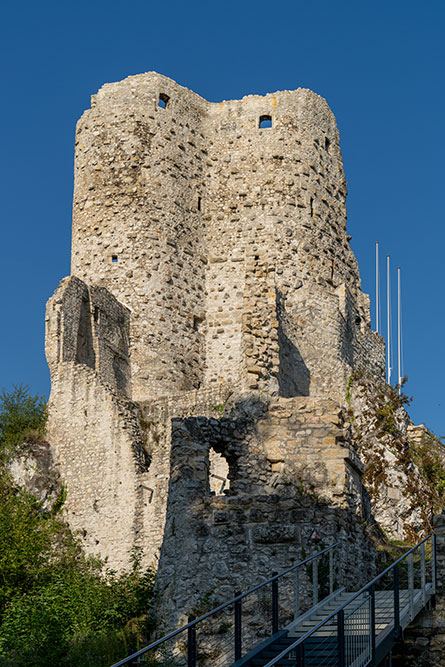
<box><xmin>69</xmin><ymin>72</ymin><xmax>385</xmax><ymax>403</ymax></box>
<box><xmin>46</xmin><ymin>73</ymin><xmax>387</xmax><ymax>607</ymax></box>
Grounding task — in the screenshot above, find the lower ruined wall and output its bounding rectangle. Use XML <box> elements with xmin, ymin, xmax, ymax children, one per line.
<box><xmin>154</xmin><ymin>409</ymin><xmax>377</xmax><ymax>636</ymax></box>
<box><xmin>44</xmin><ymin>273</ymin><xmax>378</xmax><ymax>581</ymax></box>
<box><xmin>46</xmin><ymin>362</ymin><xmax>149</xmax><ymax>571</ymax></box>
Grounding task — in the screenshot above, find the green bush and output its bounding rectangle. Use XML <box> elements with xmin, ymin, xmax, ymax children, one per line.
<box><xmin>0</xmin><ymin>481</ymin><xmax>156</xmax><ymax>666</ymax></box>
<box><xmin>0</xmin><ymin>384</ymin><xmax>47</xmax><ymax>456</ymax></box>
<box><xmin>0</xmin><ymin>387</ymin><xmax>156</xmax><ymax>666</ymax></box>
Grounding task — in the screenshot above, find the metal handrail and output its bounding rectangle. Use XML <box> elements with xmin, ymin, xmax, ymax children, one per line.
<box><xmin>110</xmin><ymin>541</ymin><xmax>338</xmax><ymax>667</ymax></box>
<box><xmin>262</xmin><ymin>533</ymin><xmax>434</xmax><ymax>667</ymax></box>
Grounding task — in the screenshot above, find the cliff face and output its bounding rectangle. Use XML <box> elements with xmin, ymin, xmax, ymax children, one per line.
<box><xmin>7</xmin><ymin>440</ymin><xmax>62</xmax><ymax>511</ymax></box>
<box><xmin>348</xmin><ymin>373</ymin><xmax>445</xmax><ymax>541</ymax></box>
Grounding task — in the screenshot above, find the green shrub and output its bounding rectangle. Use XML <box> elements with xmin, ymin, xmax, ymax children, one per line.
<box><xmin>0</xmin><ymin>385</ymin><xmax>47</xmax><ymax>457</ymax></box>
<box><xmin>0</xmin><ymin>386</ymin><xmax>156</xmax><ymax>666</ymax></box>
<box><xmin>0</xmin><ymin>483</ymin><xmax>155</xmax><ymax>666</ymax></box>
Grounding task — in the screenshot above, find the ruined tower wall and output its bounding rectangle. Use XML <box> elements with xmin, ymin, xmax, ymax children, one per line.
<box><xmin>70</xmin><ymin>73</ymin><xmax>385</xmax><ymax>403</ymax></box>
<box><xmin>155</xmin><ymin>407</ymin><xmax>376</xmax><ymax>636</ymax></box>
<box><xmin>71</xmin><ymin>74</ymin><xmax>210</xmax><ymax>400</ymax></box>
<box><xmin>202</xmin><ymin>88</ymin><xmax>384</xmax><ymax>398</ymax></box>
<box><xmin>46</xmin><ymin>362</ymin><xmax>146</xmax><ymax>570</ymax></box>
<box><xmin>46</xmin><ymin>73</ymin><xmax>387</xmax><ymax>574</ymax></box>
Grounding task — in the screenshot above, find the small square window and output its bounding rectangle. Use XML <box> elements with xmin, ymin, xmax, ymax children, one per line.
<box><xmin>112</xmin><ymin>255</ymin><xmax>118</xmax><ymax>263</ymax></box>
<box><xmin>158</xmin><ymin>93</ymin><xmax>170</xmax><ymax>109</ymax></box>
<box><xmin>259</xmin><ymin>115</ymin><xmax>272</xmax><ymax>129</ymax></box>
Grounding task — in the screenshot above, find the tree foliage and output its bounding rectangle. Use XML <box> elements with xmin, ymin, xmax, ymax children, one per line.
<box><xmin>0</xmin><ymin>387</ymin><xmax>155</xmax><ymax>666</ymax></box>
<box><xmin>0</xmin><ymin>384</ymin><xmax>47</xmax><ymax>455</ymax></box>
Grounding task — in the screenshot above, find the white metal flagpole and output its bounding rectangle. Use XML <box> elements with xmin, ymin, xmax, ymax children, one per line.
<box><xmin>376</xmin><ymin>242</ymin><xmax>379</xmax><ymax>334</ymax></box>
<box><xmin>397</xmin><ymin>266</ymin><xmax>401</xmax><ymax>393</ymax></box>
<box><xmin>387</xmin><ymin>255</ymin><xmax>392</xmax><ymax>384</ymax></box>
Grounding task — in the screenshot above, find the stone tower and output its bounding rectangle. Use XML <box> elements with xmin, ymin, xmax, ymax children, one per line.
<box><xmin>45</xmin><ymin>73</ymin><xmax>385</xmax><ymax>576</ymax></box>
<box><xmin>70</xmin><ymin>72</ymin><xmax>384</xmax><ymax>404</ymax></box>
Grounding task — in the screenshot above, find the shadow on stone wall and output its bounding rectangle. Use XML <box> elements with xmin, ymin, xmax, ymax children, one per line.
<box><xmin>153</xmin><ymin>401</ymin><xmax>377</xmax><ymax>649</ymax></box>
<box><xmin>75</xmin><ymin>294</ymin><xmax>96</xmax><ymax>369</ymax></box>
<box><xmin>276</xmin><ymin>291</ymin><xmax>310</xmax><ymax>397</ymax></box>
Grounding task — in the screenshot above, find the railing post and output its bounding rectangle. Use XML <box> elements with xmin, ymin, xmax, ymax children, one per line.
<box><xmin>421</xmin><ymin>541</ymin><xmax>426</xmax><ymax>606</ymax></box>
<box><xmin>234</xmin><ymin>591</ymin><xmax>242</xmax><ymax>661</ymax></box>
<box><xmin>272</xmin><ymin>573</ymin><xmax>279</xmax><ymax>634</ymax></box>
<box><xmin>408</xmin><ymin>552</ymin><xmax>414</xmax><ymax>621</ymax></box>
<box><xmin>312</xmin><ymin>557</ymin><xmax>318</xmax><ymax>606</ymax></box>
<box><xmin>370</xmin><ymin>585</ymin><xmax>376</xmax><ymax>666</ymax></box>
<box><xmin>329</xmin><ymin>548</ymin><xmax>334</xmax><ymax>595</ymax></box>
<box><xmin>393</xmin><ymin>565</ymin><xmax>401</xmax><ymax>640</ymax></box>
<box><xmin>187</xmin><ymin>616</ymin><xmax>196</xmax><ymax>667</ymax></box>
<box><xmin>293</xmin><ymin>566</ymin><xmax>300</xmax><ymax>620</ymax></box>
<box><xmin>337</xmin><ymin>609</ymin><xmax>345</xmax><ymax>667</ymax></box>
<box><xmin>296</xmin><ymin>642</ymin><xmax>305</xmax><ymax>667</ymax></box>
<box><xmin>432</xmin><ymin>534</ymin><xmax>437</xmax><ymax>595</ymax></box>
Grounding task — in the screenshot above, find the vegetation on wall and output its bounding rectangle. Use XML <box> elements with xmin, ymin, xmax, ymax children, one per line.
<box><xmin>0</xmin><ymin>386</ymin><xmax>155</xmax><ymax>667</ymax></box>
<box><xmin>347</xmin><ymin>372</ymin><xmax>445</xmax><ymax>539</ymax></box>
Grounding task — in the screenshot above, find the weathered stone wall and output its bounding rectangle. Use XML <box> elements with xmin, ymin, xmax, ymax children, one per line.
<box><xmin>45</xmin><ymin>73</ymin><xmax>387</xmax><ymax>581</ymax></box>
<box><xmin>46</xmin><ymin>275</ymin><xmax>131</xmax><ymax>396</ymax></box>
<box><xmin>155</xmin><ymin>410</ymin><xmax>376</xmax><ymax>636</ymax></box>
<box><xmin>70</xmin><ymin>72</ymin><xmax>385</xmax><ymax>403</ymax></box>
<box><xmin>46</xmin><ymin>361</ymin><xmax>147</xmax><ymax>570</ymax></box>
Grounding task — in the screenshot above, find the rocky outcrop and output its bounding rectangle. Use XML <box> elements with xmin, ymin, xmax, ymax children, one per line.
<box><xmin>7</xmin><ymin>440</ymin><xmax>62</xmax><ymax>510</ymax></box>
<box><xmin>348</xmin><ymin>373</ymin><xmax>445</xmax><ymax>541</ymax></box>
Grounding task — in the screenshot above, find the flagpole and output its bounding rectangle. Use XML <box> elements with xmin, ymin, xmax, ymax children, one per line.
<box><xmin>387</xmin><ymin>255</ymin><xmax>392</xmax><ymax>384</ymax></box>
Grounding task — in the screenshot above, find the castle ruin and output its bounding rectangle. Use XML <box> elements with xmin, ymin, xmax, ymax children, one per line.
<box><xmin>45</xmin><ymin>73</ymin><xmax>388</xmax><ymax>620</ymax></box>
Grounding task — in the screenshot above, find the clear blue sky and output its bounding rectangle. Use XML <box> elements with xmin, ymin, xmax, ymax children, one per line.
<box><xmin>1</xmin><ymin>0</ymin><xmax>444</xmax><ymax>434</ymax></box>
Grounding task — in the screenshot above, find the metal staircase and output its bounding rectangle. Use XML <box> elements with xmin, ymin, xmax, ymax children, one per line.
<box><xmin>111</xmin><ymin>535</ymin><xmax>436</xmax><ymax>667</ymax></box>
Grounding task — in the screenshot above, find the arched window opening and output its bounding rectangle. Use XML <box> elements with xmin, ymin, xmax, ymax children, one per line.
<box><xmin>325</xmin><ymin>136</ymin><xmax>331</xmax><ymax>152</ymax></box>
<box><xmin>209</xmin><ymin>448</ymin><xmax>230</xmax><ymax>496</ymax></box>
<box><xmin>158</xmin><ymin>93</ymin><xmax>170</xmax><ymax>109</ymax></box>
<box><xmin>259</xmin><ymin>115</ymin><xmax>272</xmax><ymax>129</ymax></box>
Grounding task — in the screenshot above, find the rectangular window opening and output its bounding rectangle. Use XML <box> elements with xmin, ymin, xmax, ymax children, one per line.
<box><xmin>112</xmin><ymin>255</ymin><xmax>118</xmax><ymax>263</ymax></box>
<box><xmin>159</xmin><ymin>93</ymin><xmax>170</xmax><ymax>109</ymax></box>
<box><xmin>193</xmin><ymin>316</ymin><xmax>204</xmax><ymax>332</ymax></box>
<box><xmin>259</xmin><ymin>115</ymin><xmax>272</xmax><ymax>129</ymax></box>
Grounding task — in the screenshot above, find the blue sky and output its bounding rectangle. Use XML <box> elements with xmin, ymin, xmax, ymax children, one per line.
<box><xmin>1</xmin><ymin>0</ymin><xmax>444</xmax><ymax>434</ymax></box>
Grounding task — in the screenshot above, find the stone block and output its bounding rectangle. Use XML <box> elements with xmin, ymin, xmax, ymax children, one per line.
<box><xmin>252</xmin><ymin>525</ymin><xmax>297</xmax><ymax>544</ymax></box>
